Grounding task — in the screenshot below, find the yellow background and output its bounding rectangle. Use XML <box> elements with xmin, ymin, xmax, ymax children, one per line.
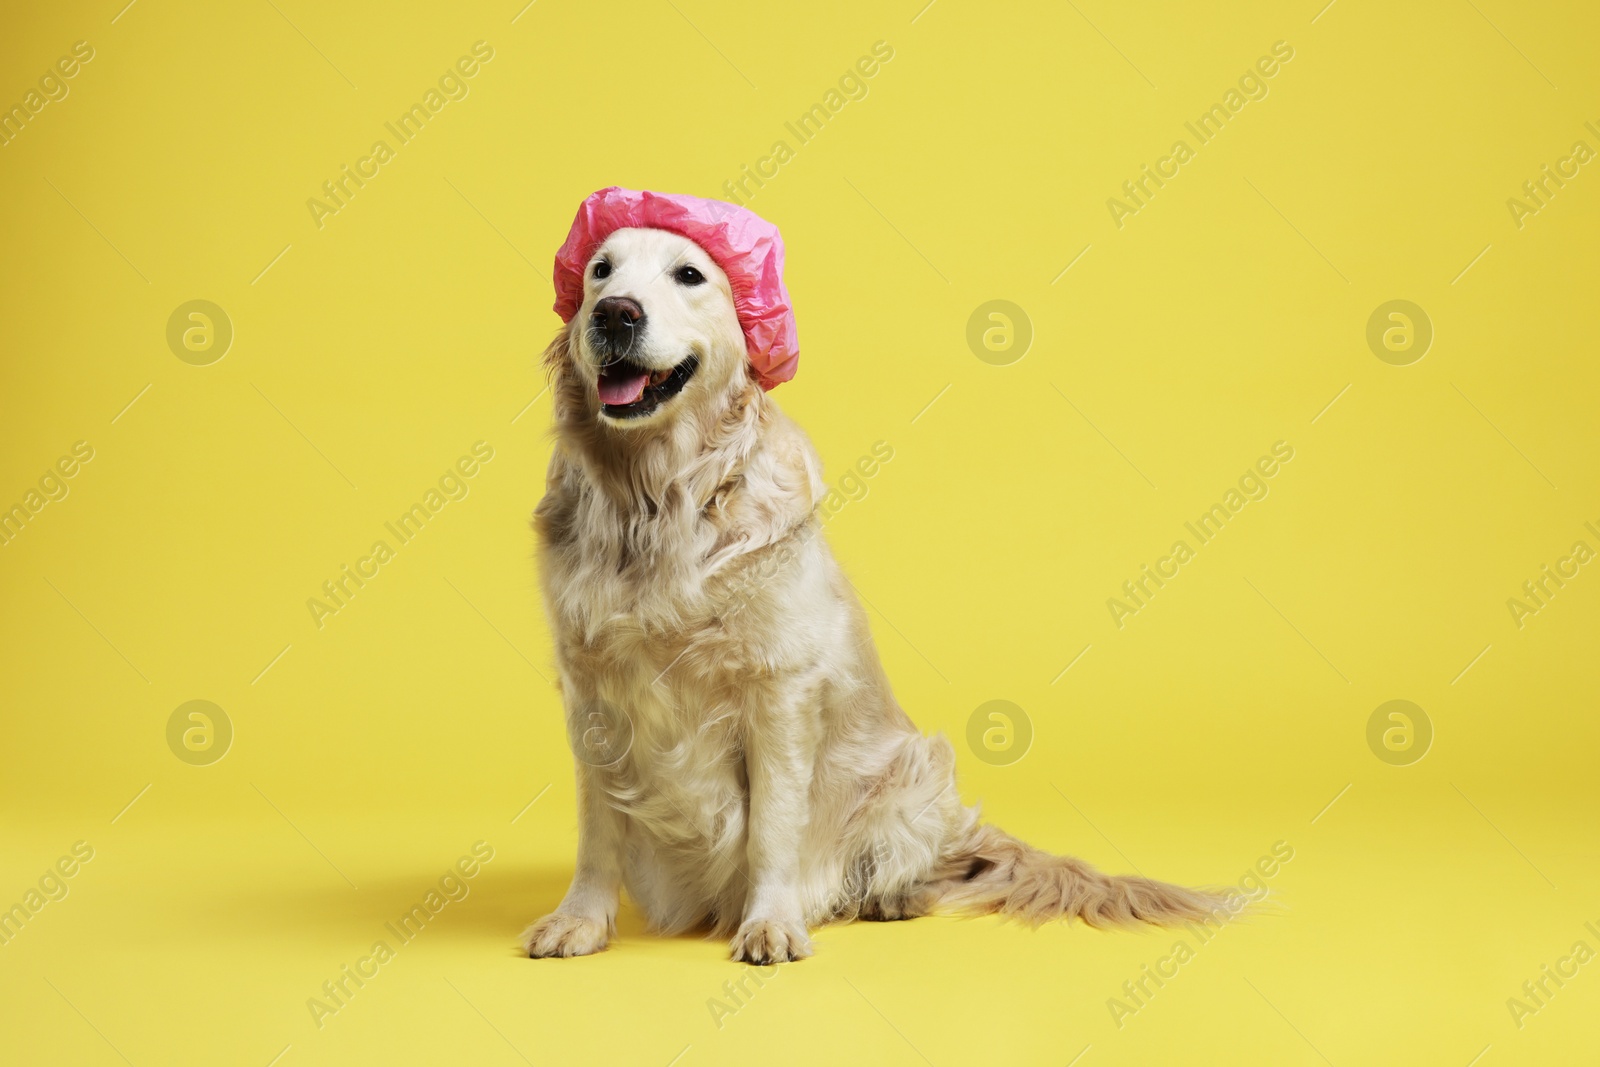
<box><xmin>2</xmin><ymin>0</ymin><xmax>1597</xmax><ymax>1063</ymax></box>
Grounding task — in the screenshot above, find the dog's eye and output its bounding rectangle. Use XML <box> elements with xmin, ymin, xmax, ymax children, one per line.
<box><xmin>673</xmin><ymin>266</ymin><xmax>705</xmax><ymax>287</ymax></box>
<box><xmin>592</xmin><ymin>261</ymin><xmax>611</xmax><ymax>279</ymax></box>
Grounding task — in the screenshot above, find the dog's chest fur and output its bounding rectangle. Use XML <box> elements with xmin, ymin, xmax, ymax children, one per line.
<box><xmin>535</xmin><ymin>422</ymin><xmax>825</xmax><ymax>665</ymax></box>
<box><xmin>537</xmin><ymin>428</ymin><xmax>832</xmax><ymax>883</ymax></box>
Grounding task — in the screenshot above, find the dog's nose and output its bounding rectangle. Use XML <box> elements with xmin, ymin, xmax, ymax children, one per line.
<box><xmin>592</xmin><ymin>296</ymin><xmax>645</xmax><ymax>351</ymax></box>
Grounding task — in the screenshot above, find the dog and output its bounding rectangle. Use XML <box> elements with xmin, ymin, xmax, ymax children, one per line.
<box><xmin>521</xmin><ymin>220</ymin><xmax>1228</xmax><ymax>964</ymax></box>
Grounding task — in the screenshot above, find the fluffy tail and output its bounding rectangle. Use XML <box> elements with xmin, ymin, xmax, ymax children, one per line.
<box><xmin>924</xmin><ymin>823</ymin><xmax>1235</xmax><ymax>929</ymax></box>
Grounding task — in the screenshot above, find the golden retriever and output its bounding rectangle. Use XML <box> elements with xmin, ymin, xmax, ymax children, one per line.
<box><xmin>521</xmin><ymin>224</ymin><xmax>1227</xmax><ymax>964</ymax></box>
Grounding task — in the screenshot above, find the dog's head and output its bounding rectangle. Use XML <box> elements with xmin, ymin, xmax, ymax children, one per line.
<box><xmin>553</xmin><ymin>227</ymin><xmax>749</xmax><ymax>428</ymax></box>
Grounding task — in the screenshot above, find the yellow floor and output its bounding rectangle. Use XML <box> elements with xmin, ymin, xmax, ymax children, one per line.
<box><xmin>3</xmin><ymin>1</ymin><xmax>1598</xmax><ymax>1064</ymax></box>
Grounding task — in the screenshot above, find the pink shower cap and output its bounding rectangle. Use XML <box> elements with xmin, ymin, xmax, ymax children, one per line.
<box><xmin>552</xmin><ymin>187</ymin><xmax>799</xmax><ymax>391</ymax></box>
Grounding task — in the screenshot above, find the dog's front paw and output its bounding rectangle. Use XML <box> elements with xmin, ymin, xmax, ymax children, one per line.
<box><xmin>521</xmin><ymin>913</ymin><xmax>609</xmax><ymax>959</ymax></box>
<box><xmin>730</xmin><ymin>918</ymin><xmax>812</xmax><ymax>964</ymax></box>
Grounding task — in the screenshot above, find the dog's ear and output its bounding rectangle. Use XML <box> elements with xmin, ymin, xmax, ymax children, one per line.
<box><xmin>541</xmin><ymin>322</ymin><xmax>575</xmax><ymax>376</ymax></box>
<box><xmin>543</xmin><ymin>322</ymin><xmax>593</xmax><ymax>427</ymax></box>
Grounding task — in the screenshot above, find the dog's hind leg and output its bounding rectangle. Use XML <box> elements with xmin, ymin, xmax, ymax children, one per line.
<box><xmin>846</xmin><ymin>732</ymin><xmax>974</xmax><ymax>924</ymax></box>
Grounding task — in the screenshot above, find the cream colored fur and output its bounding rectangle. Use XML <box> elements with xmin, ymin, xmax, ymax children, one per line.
<box><xmin>521</xmin><ymin>227</ymin><xmax>1228</xmax><ymax>964</ymax></box>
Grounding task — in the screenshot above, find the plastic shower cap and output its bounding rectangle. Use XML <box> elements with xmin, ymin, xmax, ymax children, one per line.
<box><xmin>552</xmin><ymin>187</ymin><xmax>799</xmax><ymax>391</ymax></box>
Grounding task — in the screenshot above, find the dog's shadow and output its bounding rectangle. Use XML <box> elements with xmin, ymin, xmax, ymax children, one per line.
<box><xmin>469</xmin><ymin>864</ymin><xmax>669</xmax><ymax>953</ymax></box>
<box><xmin>218</xmin><ymin>865</ymin><xmax>685</xmax><ymax>957</ymax></box>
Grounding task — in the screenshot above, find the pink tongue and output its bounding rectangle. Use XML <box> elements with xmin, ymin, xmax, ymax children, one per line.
<box><xmin>598</xmin><ymin>372</ymin><xmax>648</xmax><ymax>406</ymax></box>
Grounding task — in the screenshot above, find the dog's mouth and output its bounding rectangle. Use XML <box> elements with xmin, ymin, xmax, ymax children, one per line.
<box><xmin>596</xmin><ymin>355</ymin><xmax>699</xmax><ymax>419</ymax></box>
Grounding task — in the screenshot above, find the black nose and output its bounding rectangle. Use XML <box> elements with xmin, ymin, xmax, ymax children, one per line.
<box><xmin>591</xmin><ymin>296</ymin><xmax>645</xmax><ymax>353</ymax></box>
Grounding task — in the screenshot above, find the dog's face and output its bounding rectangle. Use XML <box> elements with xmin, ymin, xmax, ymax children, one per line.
<box><xmin>569</xmin><ymin>227</ymin><xmax>746</xmax><ymax>426</ymax></box>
